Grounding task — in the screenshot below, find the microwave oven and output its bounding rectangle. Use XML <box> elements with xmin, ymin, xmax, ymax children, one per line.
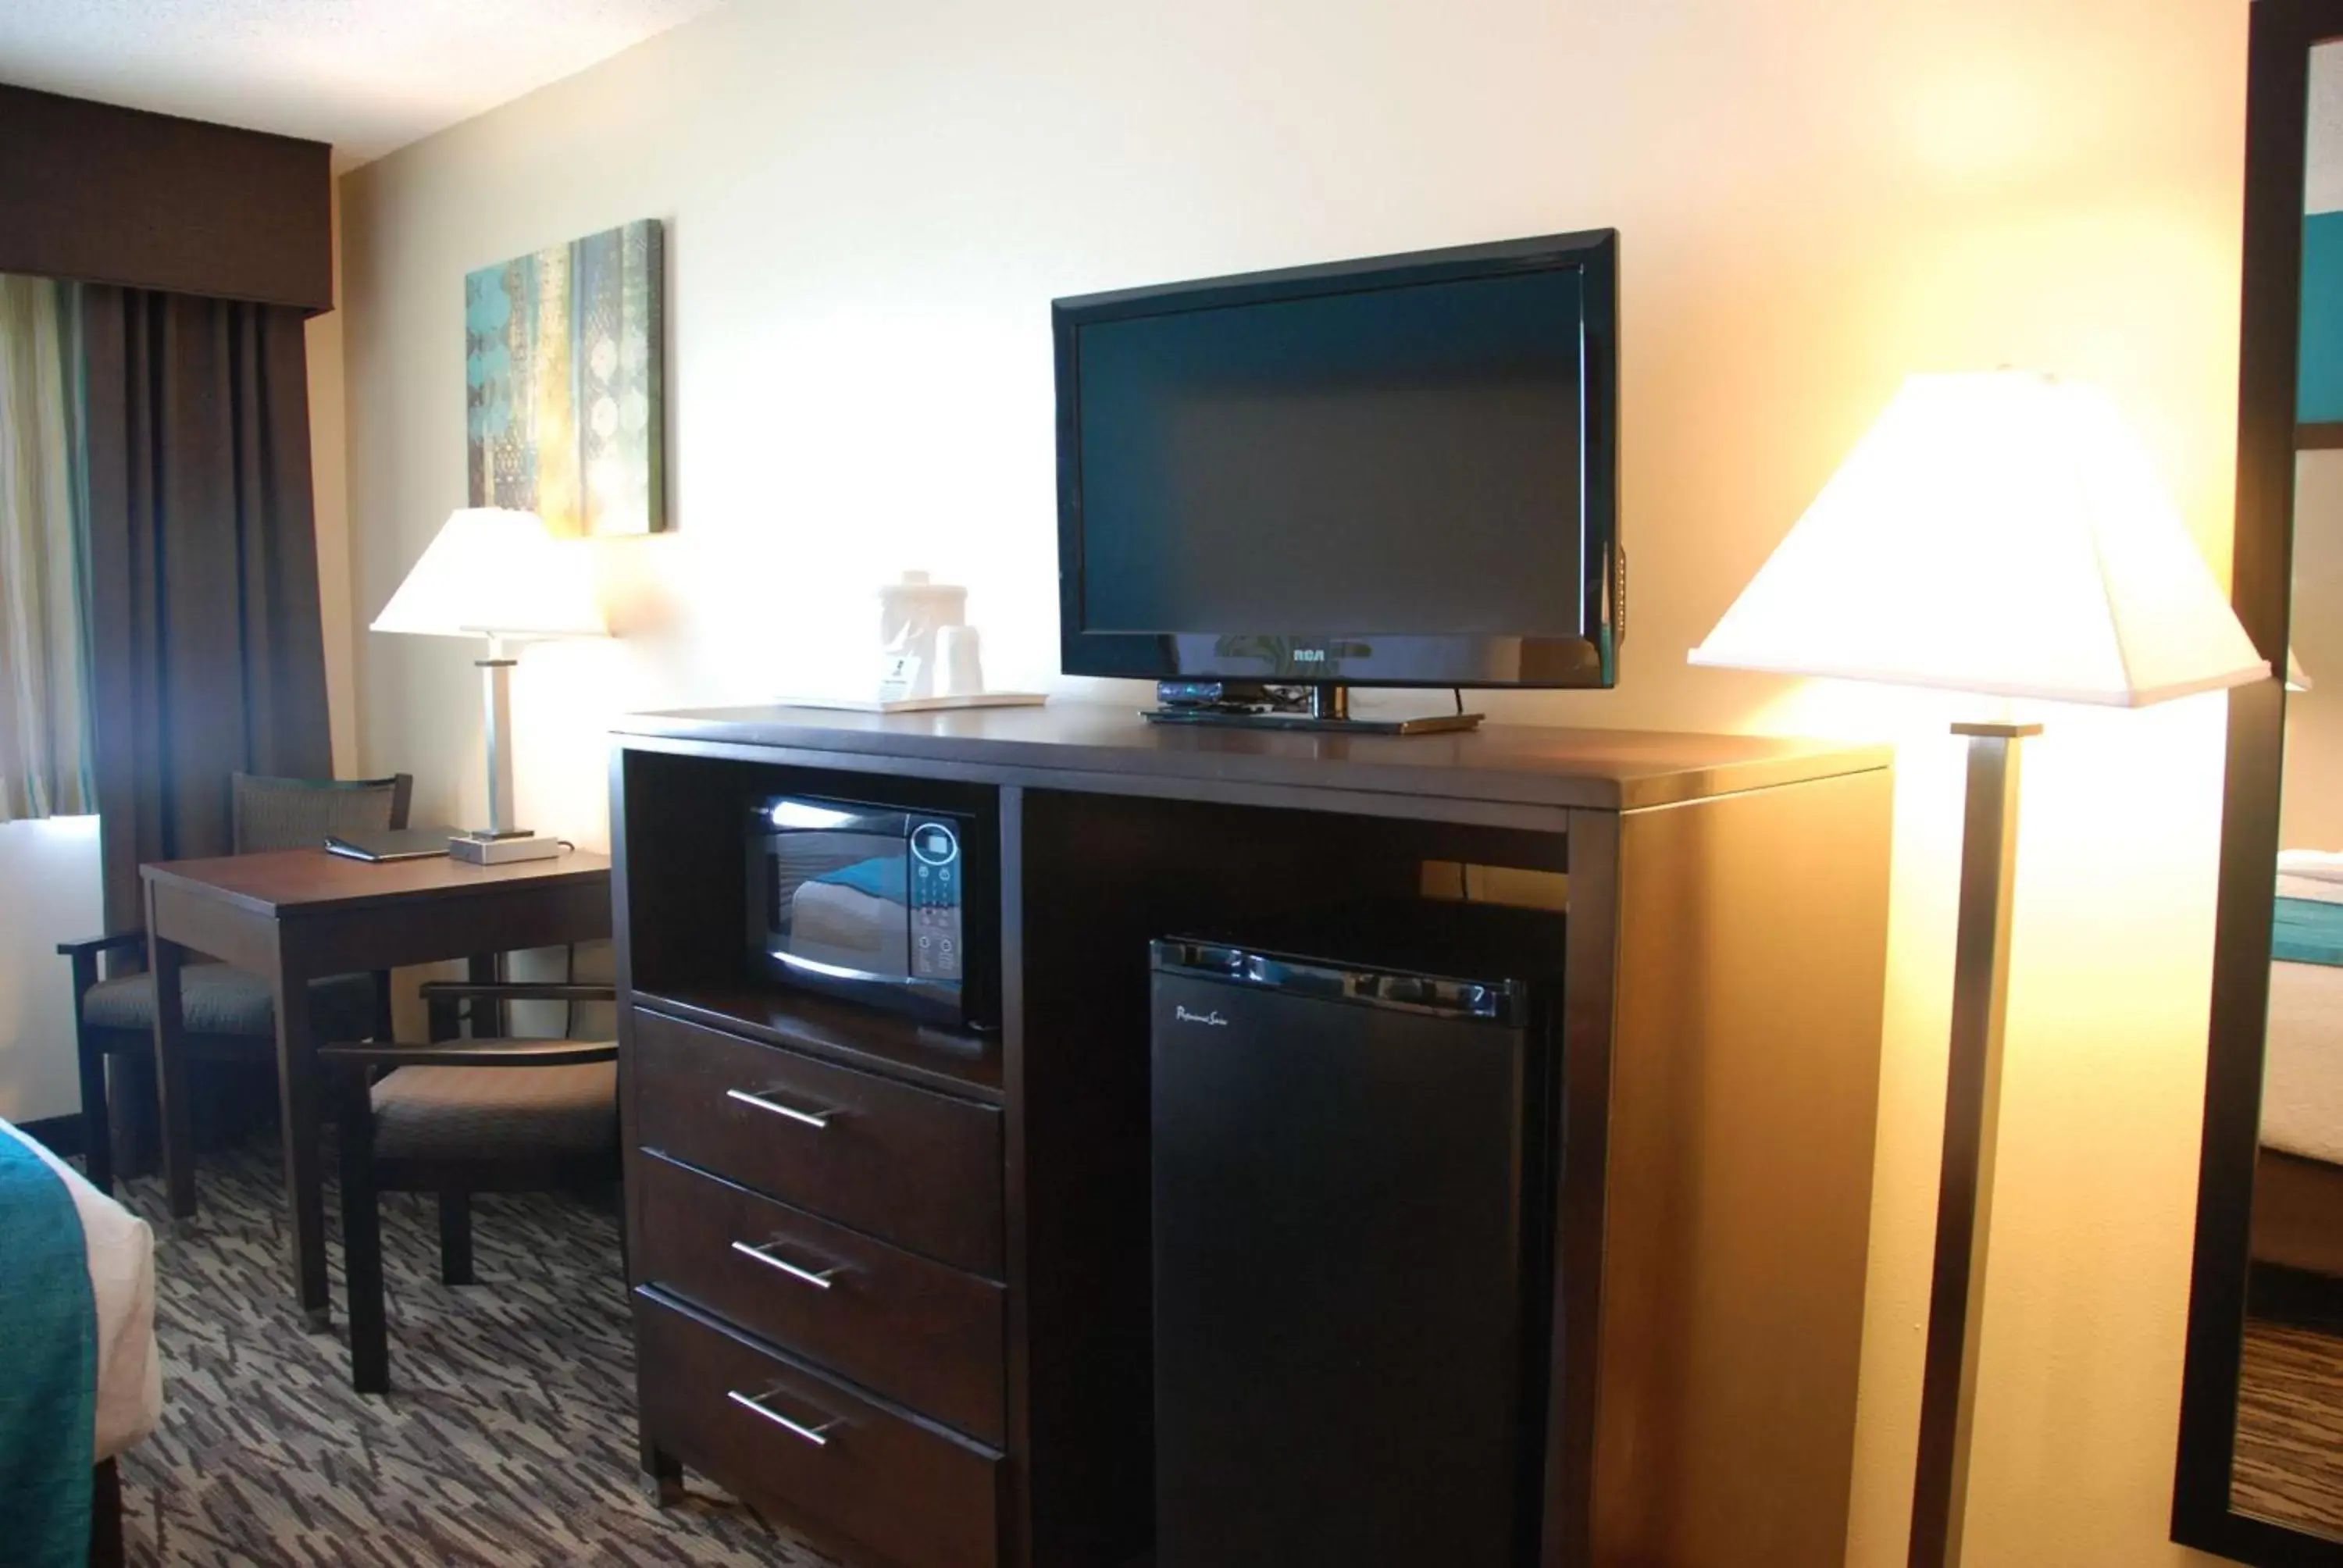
<box><xmin>745</xmin><ymin>794</ymin><xmax>997</xmax><ymax>1031</ymax></box>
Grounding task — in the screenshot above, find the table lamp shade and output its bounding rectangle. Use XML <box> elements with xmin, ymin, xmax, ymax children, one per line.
<box><xmin>1688</xmin><ymin>372</ymin><xmax>2267</xmax><ymax>707</ymax></box>
<box><xmin>371</xmin><ymin>508</ymin><xmax>608</xmax><ymax>641</ymax></box>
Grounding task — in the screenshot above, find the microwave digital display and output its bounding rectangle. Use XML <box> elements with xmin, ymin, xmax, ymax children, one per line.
<box><xmin>909</xmin><ymin>821</ymin><xmax>962</xmax><ymax>982</ymax></box>
<box><xmin>747</xmin><ymin>795</ymin><xmax>991</xmax><ymax>1030</ymax></box>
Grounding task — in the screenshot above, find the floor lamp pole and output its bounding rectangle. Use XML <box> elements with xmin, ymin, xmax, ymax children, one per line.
<box><xmin>1908</xmin><ymin>720</ymin><xmax>2038</xmax><ymax>1568</ymax></box>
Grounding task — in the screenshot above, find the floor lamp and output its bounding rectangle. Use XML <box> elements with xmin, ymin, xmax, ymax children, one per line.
<box><xmin>370</xmin><ymin>507</ymin><xmax>608</xmax><ymax>863</ymax></box>
<box><xmin>1687</xmin><ymin>372</ymin><xmax>2269</xmax><ymax>1568</ymax></box>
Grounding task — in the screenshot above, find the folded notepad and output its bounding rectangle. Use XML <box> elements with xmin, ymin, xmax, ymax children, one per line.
<box><xmin>324</xmin><ymin>827</ymin><xmax>459</xmax><ymax>863</ymax></box>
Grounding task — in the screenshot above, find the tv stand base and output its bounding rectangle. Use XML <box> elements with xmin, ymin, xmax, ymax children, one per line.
<box><xmin>1143</xmin><ymin>707</ymin><xmax>1485</xmax><ymax>736</ymax></box>
<box><xmin>1143</xmin><ymin>681</ymin><xmax>1485</xmax><ymax>736</ymax></box>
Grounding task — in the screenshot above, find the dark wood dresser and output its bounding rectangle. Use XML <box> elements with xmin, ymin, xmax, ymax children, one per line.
<box><xmin>612</xmin><ymin>704</ymin><xmax>1895</xmax><ymax>1568</ymax></box>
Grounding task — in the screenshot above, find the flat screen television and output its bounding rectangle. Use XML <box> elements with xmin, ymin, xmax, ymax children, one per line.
<box><xmin>1053</xmin><ymin>230</ymin><xmax>1620</xmax><ymax>719</ymax></box>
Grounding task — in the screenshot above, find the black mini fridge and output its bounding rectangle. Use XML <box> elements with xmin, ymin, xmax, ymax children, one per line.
<box><xmin>1149</xmin><ymin>935</ymin><xmax>1553</xmax><ymax>1568</ymax></box>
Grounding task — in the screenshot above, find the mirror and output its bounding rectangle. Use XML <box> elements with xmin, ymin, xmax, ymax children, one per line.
<box><xmin>2179</xmin><ymin>5</ymin><xmax>2343</xmax><ymax>1561</ymax></box>
<box><xmin>2239</xmin><ymin>34</ymin><xmax>2343</xmax><ymax>1544</ymax></box>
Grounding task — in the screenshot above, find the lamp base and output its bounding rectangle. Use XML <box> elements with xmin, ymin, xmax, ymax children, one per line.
<box><xmin>449</xmin><ymin>831</ymin><xmax>564</xmax><ymax>866</ymax></box>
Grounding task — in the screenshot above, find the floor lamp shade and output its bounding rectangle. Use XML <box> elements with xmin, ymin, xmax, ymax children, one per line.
<box><xmin>1688</xmin><ymin>372</ymin><xmax>2267</xmax><ymax>706</ymax></box>
<box><xmin>1686</xmin><ymin>371</ymin><xmax>2263</xmax><ymax>1568</ymax></box>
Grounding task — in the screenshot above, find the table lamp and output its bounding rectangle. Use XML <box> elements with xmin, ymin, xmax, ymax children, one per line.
<box><xmin>1688</xmin><ymin>371</ymin><xmax>2268</xmax><ymax>1568</ymax></box>
<box><xmin>370</xmin><ymin>507</ymin><xmax>608</xmax><ymax>864</ymax></box>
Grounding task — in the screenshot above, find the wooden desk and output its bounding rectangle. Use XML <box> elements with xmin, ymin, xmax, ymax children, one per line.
<box><xmin>142</xmin><ymin>846</ymin><xmax>612</xmax><ymax>1325</ymax></box>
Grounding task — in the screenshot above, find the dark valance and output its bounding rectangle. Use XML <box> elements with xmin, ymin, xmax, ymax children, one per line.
<box><xmin>0</xmin><ymin>85</ymin><xmax>331</xmax><ymax>315</ymax></box>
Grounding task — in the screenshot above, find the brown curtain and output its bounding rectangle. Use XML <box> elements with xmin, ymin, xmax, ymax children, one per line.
<box><xmin>81</xmin><ymin>287</ymin><xmax>330</xmax><ymax>929</ymax></box>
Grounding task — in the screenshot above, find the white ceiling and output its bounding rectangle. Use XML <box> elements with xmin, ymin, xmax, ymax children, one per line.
<box><xmin>0</xmin><ymin>0</ymin><xmax>730</xmax><ymax>164</ymax></box>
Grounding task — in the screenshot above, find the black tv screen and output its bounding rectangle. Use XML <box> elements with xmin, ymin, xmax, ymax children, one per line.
<box><xmin>1054</xmin><ymin>230</ymin><xmax>1618</xmax><ymax>689</ymax></box>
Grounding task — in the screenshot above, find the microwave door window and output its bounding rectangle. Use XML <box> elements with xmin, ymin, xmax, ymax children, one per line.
<box><xmin>769</xmin><ymin>835</ymin><xmax>910</xmax><ymax>980</ymax></box>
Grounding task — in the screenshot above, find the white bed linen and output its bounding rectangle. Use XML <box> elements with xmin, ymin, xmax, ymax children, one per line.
<box><xmin>0</xmin><ymin>1120</ymin><xmax>161</xmax><ymax>1461</ymax></box>
<box><xmin>2265</xmin><ymin>959</ymin><xmax>2343</xmax><ymax>1167</ymax></box>
<box><xmin>788</xmin><ymin>879</ymin><xmax>907</xmax><ymax>971</ymax></box>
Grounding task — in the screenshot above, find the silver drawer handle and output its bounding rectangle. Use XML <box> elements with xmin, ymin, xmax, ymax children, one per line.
<box><xmin>726</xmin><ymin>1087</ymin><xmax>835</xmax><ymax>1129</ymax></box>
<box><xmin>726</xmin><ymin>1388</ymin><xmax>838</xmax><ymax>1447</ymax></box>
<box><xmin>730</xmin><ymin>1238</ymin><xmax>837</xmax><ymax>1290</ymax></box>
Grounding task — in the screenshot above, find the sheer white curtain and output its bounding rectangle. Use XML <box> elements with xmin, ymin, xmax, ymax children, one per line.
<box><xmin>0</xmin><ymin>273</ymin><xmax>95</xmax><ymax>821</ymax></box>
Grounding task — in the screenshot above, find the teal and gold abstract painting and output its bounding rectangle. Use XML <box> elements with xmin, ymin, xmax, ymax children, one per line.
<box><xmin>465</xmin><ymin>219</ymin><xmax>665</xmax><ymax>536</ymax></box>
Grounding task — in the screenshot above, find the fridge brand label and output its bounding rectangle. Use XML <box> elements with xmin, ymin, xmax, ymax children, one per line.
<box><xmin>1174</xmin><ymin>1005</ymin><xmax>1230</xmax><ymax>1028</ymax></box>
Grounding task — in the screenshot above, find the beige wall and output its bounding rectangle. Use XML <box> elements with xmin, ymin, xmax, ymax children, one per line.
<box><xmin>2284</xmin><ymin>453</ymin><xmax>2343</xmax><ymax>850</ymax></box>
<box><xmin>2281</xmin><ymin>51</ymin><xmax>2341</xmax><ymax>853</ymax></box>
<box><xmin>337</xmin><ymin>2</ymin><xmax>2249</xmax><ymax>1562</ymax></box>
<box><xmin>310</xmin><ymin>183</ymin><xmax>358</xmax><ymax>779</ymax></box>
<box><xmin>0</xmin><ymin>816</ymin><xmax>102</xmax><ymax>1122</ymax></box>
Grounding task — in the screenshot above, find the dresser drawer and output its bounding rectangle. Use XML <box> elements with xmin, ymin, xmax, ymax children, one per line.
<box><xmin>637</xmin><ymin>1288</ymin><xmax>1000</xmax><ymax>1568</ymax></box>
<box><xmin>632</xmin><ymin>1007</ymin><xmax>1005</xmax><ymax>1276</ymax></box>
<box><xmin>636</xmin><ymin>1149</ymin><xmax>1006</xmax><ymax>1444</ymax></box>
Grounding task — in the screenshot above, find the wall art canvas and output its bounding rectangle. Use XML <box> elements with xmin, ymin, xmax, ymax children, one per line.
<box><xmin>465</xmin><ymin>218</ymin><xmax>665</xmax><ymax>536</ymax></box>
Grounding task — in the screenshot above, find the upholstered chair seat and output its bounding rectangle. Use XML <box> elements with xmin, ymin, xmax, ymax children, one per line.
<box><xmin>80</xmin><ymin>964</ymin><xmax>380</xmax><ymax>1041</ymax></box>
<box><xmin>370</xmin><ymin>1057</ymin><xmax>619</xmax><ymax>1160</ymax></box>
<box><xmin>326</xmin><ymin>980</ymin><xmax>621</xmax><ymax>1393</ymax></box>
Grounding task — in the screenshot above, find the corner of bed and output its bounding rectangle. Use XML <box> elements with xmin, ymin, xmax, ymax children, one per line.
<box><xmin>0</xmin><ymin>1117</ymin><xmax>160</xmax><ymax>1568</ymax></box>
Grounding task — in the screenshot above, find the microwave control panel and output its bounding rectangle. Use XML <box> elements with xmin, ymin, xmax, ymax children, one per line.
<box><xmin>909</xmin><ymin>820</ymin><xmax>963</xmax><ymax>982</ymax></box>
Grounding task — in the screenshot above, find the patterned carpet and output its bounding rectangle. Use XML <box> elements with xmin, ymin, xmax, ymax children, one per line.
<box><xmin>97</xmin><ymin>1142</ymin><xmax>2343</xmax><ymax>1559</ymax></box>
<box><xmin>105</xmin><ymin>1142</ymin><xmax>834</xmax><ymax>1566</ymax></box>
<box><xmin>2235</xmin><ymin>1312</ymin><xmax>2343</xmax><ymax>1539</ymax></box>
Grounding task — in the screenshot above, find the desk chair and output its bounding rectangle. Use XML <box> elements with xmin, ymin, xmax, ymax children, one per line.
<box><xmin>57</xmin><ymin>772</ymin><xmax>414</xmax><ymax>1196</ymax></box>
<box><xmin>325</xmin><ymin>980</ymin><xmax>619</xmax><ymax>1395</ymax></box>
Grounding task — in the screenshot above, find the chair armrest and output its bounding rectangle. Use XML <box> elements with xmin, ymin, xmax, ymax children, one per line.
<box><xmin>56</xmin><ymin>931</ymin><xmax>146</xmax><ymax>960</ymax></box>
<box><xmin>420</xmin><ymin>981</ymin><xmax>612</xmax><ymax>1045</ymax></box>
<box><xmin>415</xmin><ymin>982</ymin><xmax>616</xmax><ymax>1003</ymax></box>
<box><xmin>319</xmin><ymin>1039</ymin><xmax>617</xmax><ymax>1071</ymax></box>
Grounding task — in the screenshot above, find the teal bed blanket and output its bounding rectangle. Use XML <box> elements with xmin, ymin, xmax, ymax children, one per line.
<box><xmin>2275</xmin><ymin>895</ymin><xmax>2343</xmax><ymax>968</ymax></box>
<box><xmin>0</xmin><ymin>1127</ymin><xmax>95</xmax><ymax>1567</ymax></box>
